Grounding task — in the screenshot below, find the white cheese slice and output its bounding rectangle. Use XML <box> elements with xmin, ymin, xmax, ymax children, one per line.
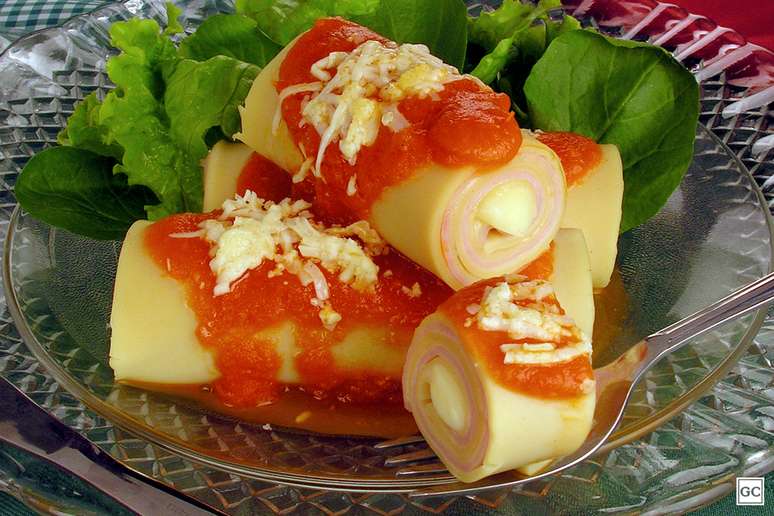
<box><xmin>561</xmin><ymin>144</ymin><xmax>623</xmax><ymax>288</ymax></box>
<box><xmin>551</xmin><ymin>228</ymin><xmax>595</xmax><ymax>337</ymax></box>
<box><xmin>109</xmin><ymin>221</ymin><xmax>219</xmax><ymax>384</ymax></box>
<box><xmin>202</xmin><ymin>141</ymin><xmax>254</xmax><ymax>212</ymax></box>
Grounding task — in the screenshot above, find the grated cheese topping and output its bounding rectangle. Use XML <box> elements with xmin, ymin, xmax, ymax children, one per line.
<box><xmin>174</xmin><ymin>191</ymin><xmax>386</xmax><ymax>330</ymax></box>
<box><xmin>277</xmin><ymin>39</ymin><xmax>462</xmax><ymax>177</ymax></box>
<box><xmin>471</xmin><ymin>277</ymin><xmax>591</xmax><ymax>365</ymax></box>
<box><xmin>401</xmin><ymin>282</ymin><xmax>422</xmax><ymax>298</ymax></box>
<box><xmin>346</xmin><ymin>174</ymin><xmax>358</xmax><ymax>196</ymax></box>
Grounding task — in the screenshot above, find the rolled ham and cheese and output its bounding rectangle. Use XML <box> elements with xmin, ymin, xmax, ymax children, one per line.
<box><xmin>111</xmin><ymin>223</ymin><xmax>410</xmax><ymax>386</ymax></box>
<box><xmin>237</xmin><ymin>18</ymin><xmax>566</xmax><ymax>289</ymax></box>
<box><xmin>562</xmin><ymin>144</ymin><xmax>623</xmax><ymax>289</ymax></box>
<box><xmin>402</xmin><ymin>234</ymin><xmax>596</xmax><ymax>482</ymax></box>
<box><xmin>111</xmin><ymin>222</ymin><xmax>410</xmax><ymax>385</ymax></box>
<box><xmin>200</xmin><ymin>144</ymin><xmax>593</xmax><ymax>338</ymax></box>
<box><xmin>110</xmin><ymin>193</ymin><xmax>451</xmax><ymax>412</ymax></box>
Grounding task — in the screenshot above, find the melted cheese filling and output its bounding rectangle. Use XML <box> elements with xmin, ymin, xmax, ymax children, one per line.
<box><xmin>277</xmin><ymin>39</ymin><xmax>462</xmax><ymax>175</ymax></box>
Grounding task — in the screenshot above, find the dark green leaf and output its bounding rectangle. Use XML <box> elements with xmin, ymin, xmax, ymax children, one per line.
<box><xmin>237</xmin><ymin>0</ymin><xmax>468</xmax><ymax>69</ymax></box>
<box><xmin>545</xmin><ymin>10</ymin><xmax>580</xmax><ymax>42</ymax></box>
<box><xmin>236</xmin><ymin>0</ymin><xmax>380</xmax><ymax>45</ymax></box>
<box><xmin>15</xmin><ymin>147</ymin><xmax>156</xmax><ymax>240</ymax></box>
<box><xmin>178</xmin><ymin>14</ymin><xmax>282</xmax><ymax>66</ymax></box>
<box><xmin>524</xmin><ymin>30</ymin><xmax>699</xmax><ymax>232</ymax></box>
<box><xmin>360</xmin><ymin>0</ymin><xmax>468</xmax><ymax>69</ymax></box>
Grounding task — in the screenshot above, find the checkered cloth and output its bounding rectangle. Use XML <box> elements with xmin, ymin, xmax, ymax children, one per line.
<box><xmin>0</xmin><ymin>1</ymin><xmax>107</xmax><ymax>32</ymax></box>
<box><xmin>0</xmin><ymin>2</ymin><xmax>769</xmax><ymax>515</ymax></box>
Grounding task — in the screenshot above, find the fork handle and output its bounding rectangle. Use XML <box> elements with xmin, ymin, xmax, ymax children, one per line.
<box><xmin>645</xmin><ymin>271</ymin><xmax>774</xmax><ymax>358</ymax></box>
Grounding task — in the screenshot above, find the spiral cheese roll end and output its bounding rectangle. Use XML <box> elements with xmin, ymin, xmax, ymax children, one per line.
<box><xmin>372</xmin><ymin>133</ymin><xmax>566</xmax><ymax>290</ymax></box>
<box><xmin>403</xmin><ymin>276</ymin><xmax>595</xmax><ymax>482</ymax></box>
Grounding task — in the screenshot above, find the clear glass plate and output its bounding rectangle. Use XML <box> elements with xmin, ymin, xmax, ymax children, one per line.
<box><xmin>1</xmin><ymin>0</ymin><xmax>773</xmax><ymax>513</ymax></box>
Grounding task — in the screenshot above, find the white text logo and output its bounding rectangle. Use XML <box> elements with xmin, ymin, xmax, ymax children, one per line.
<box><xmin>736</xmin><ymin>477</ymin><xmax>764</xmax><ymax>506</ymax></box>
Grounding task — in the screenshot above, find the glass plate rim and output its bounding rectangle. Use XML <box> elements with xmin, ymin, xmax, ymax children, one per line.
<box><xmin>0</xmin><ymin>0</ymin><xmax>772</xmax><ymax>503</ymax></box>
<box><xmin>3</xmin><ymin>123</ymin><xmax>773</xmax><ymax>494</ymax></box>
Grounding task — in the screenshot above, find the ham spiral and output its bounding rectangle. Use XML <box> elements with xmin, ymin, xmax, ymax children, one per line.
<box><xmin>371</xmin><ymin>133</ymin><xmax>566</xmax><ymax>290</ymax></box>
<box><xmin>438</xmin><ymin>135</ymin><xmax>565</xmax><ymax>288</ymax></box>
<box><xmin>402</xmin><ymin>277</ymin><xmax>595</xmax><ymax>482</ymax></box>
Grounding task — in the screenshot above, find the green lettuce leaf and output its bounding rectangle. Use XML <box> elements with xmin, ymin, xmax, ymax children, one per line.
<box><xmin>178</xmin><ymin>13</ymin><xmax>282</xmax><ymax>66</ymax></box>
<box><xmin>359</xmin><ymin>0</ymin><xmax>468</xmax><ymax>69</ymax></box>
<box><xmin>99</xmin><ymin>18</ymin><xmax>198</xmax><ymax>218</ymax></box>
<box><xmin>468</xmin><ymin>0</ymin><xmax>536</xmax><ymax>51</ymax></box>
<box><xmin>524</xmin><ymin>30</ymin><xmax>699</xmax><ymax>232</ymax></box>
<box><xmin>164</xmin><ymin>2</ymin><xmax>184</xmax><ymax>36</ymax></box>
<box><xmin>103</xmin><ymin>18</ymin><xmax>263</xmax><ymax>219</ymax></box>
<box><xmin>57</xmin><ymin>92</ymin><xmax>123</xmax><ymax>160</ymax></box>
<box><xmin>26</xmin><ymin>13</ymin><xmax>264</xmax><ymax>237</ymax></box>
<box><xmin>236</xmin><ymin>0</ymin><xmax>468</xmax><ymax>69</ymax></box>
<box><xmin>15</xmin><ymin>147</ymin><xmax>156</xmax><ymax>240</ymax></box>
<box><xmin>163</xmin><ymin>56</ymin><xmax>260</xmax><ymax>164</ymax></box>
<box><xmin>468</xmin><ymin>0</ymin><xmax>579</xmax><ymax>85</ymax></box>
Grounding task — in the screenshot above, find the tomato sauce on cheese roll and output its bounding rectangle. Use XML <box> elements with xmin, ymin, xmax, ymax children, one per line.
<box><xmin>238</xmin><ymin>18</ymin><xmax>565</xmax><ymax>289</ymax></box>
<box><xmin>402</xmin><ymin>238</ymin><xmax>595</xmax><ymax>482</ymax></box>
<box><xmin>109</xmin><ymin>192</ymin><xmax>451</xmax><ymax>436</ymax></box>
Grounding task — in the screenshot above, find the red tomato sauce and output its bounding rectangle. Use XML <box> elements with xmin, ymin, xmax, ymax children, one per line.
<box><xmin>276</xmin><ymin>18</ymin><xmax>522</xmax><ymax>225</ymax></box>
<box><xmin>536</xmin><ymin>132</ymin><xmax>602</xmax><ymax>187</ymax></box>
<box><xmin>441</xmin><ymin>278</ymin><xmax>592</xmax><ymax>399</ymax></box>
<box><xmin>236</xmin><ymin>153</ymin><xmax>292</xmax><ymax>202</ymax></box>
<box><xmin>144</xmin><ymin>213</ymin><xmax>451</xmax><ymax>408</ymax></box>
<box><xmin>518</xmin><ymin>244</ymin><xmax>554</xmax><ymax>280</ymax></box>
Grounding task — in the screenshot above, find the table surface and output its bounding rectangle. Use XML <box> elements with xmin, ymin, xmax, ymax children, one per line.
<box><xmin>0</xmin><ymin>1</ymin><xmax>772</xmax><ymax>515</ymax></box>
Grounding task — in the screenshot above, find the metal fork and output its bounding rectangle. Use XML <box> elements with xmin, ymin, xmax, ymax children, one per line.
<box><xmin>379</xmin><ymin>271</ymin><xmax>774</xmax><ymax>497</ymax></box>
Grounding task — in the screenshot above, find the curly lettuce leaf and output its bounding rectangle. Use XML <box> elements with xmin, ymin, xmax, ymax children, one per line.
<box><xmin>236</xmin><ymin>0</ymin><xmax>467</xmax><ymax>69</ymax></box>
<box><xmin>178</xmin><ymin>13</ymin><xmax>282</xmax><ymax>66</ymax></box>
<box><xmin>15</xmin><ymin>147</ymin><xmax>156</xmax><ymax>240</ymax></box>
<box><xmin>26</xmin><ymin>13</ymin><xmax>264</xmax><ymax>237</ymax></box>
<box><xmin>163</xmin><ymin>56</ymin><xmax>260</xmax><ymax>162</ymax></box>
<box><xmin>57</xmin><ymin>92</ymin><xmax>123</xmax><ymax>160</ymax></box>
<box><xmin>524</xmin><ymin>30</ymin><xmax>699</xmax><ymax>232</ymax></box>
<box><xmin>164</xmin><ymin>2</ymin><xmax>184</xmax><ymax>36</ymax></box>
<box><xmin>99</xmin><ymin>18</ymin><xmax>198</xmax><ymax>218</ymax></box>
<box><xmin>93</xmin><ymin>18</ymin><xmax>262</xmax><ymax>220</ymax></box>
